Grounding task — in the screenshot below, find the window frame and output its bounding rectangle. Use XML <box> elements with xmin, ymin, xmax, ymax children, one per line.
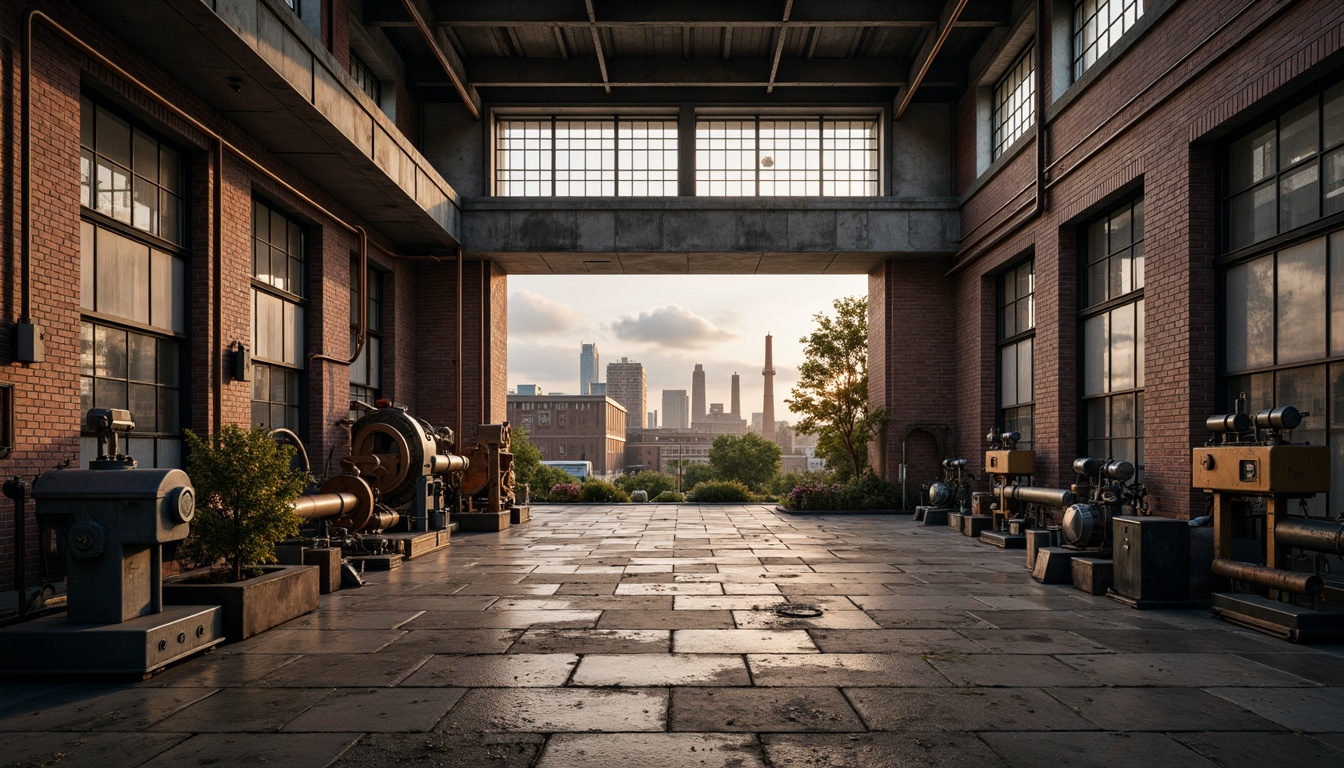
<box><xmin>349</xmin><ymin>260</ymin><xmax>384</xmax><ymax>415</ymax></box>
<box><xmin>992</xmin><ymin>45</ymin><xmax>1036</xmax><ymax>161</ymax></box>
<box><xmin>494</xmin><ymin>116</ymin><xmax>679</xmax><ymax>197</ymax></box>
<box><xmin>695</xmin><ymin>115</ymin><xmax>881</xmax><ymax>197</ymax></box>
<box><xmin>250</xmin><ymin>197</ymin><xmax>308</xmax><ymax>435</ymax></box>
<box><xmin>1079</xmin><ymin>197</ymin><xmax>1146</xmax><ymax>470</ymax></box>
<box><xmin>1072</xmin><ymin>0</ymin><xmax>1145</xmax><ymax>82</ymax></box>
<box><xmin>998</xmin><ymin>259</ymin><xmax>1035</xmax><ymax>450</ymax></box>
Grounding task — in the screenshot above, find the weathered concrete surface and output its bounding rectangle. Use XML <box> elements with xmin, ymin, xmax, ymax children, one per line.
<box><xmin>2</xmin><ymin>505</ymin><xmax>1342</xmax><ymax>767</ymax></box>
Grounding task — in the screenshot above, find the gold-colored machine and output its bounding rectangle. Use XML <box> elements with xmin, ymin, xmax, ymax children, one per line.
<box><xmin>1194</xmin><ymin>402</ymin><xmax>1344</xmax><ymax>641</ymax></box>
<box><xmin>983</xmin><ymin>428</ymin><xmax>1037</xmax><ymax>537</ymax></box>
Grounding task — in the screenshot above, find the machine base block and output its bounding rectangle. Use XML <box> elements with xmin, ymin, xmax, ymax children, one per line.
<box><xmin>947</xmin><ymin>512</ymin><xmax>964</xmax><ymax>530</ymax></box>
<box><xmin>980</xmin><ymin>531</ymin><xmax>1026</xmax><ymax>549</ymax></box>
<box><xmin>0</xmin><ymin>606</ymin><xmax>222</xmax><ymax>676</ymax></box>
<box><xmin>961</xmin><ymin>515</ymin><xmax>993</xmax><ymax>537</ymax></box>
<box><xmin>511</xmin><ymin>506</ymin><xmax>531</xmax><ymax>524</ymax></box>
<box><xmin>1071</xmin><ymin>557</ymin><xmax>1114</xmax><ymax>596</ymax></box>
<box><xmin>456</xmin><ymin>511</ymin><xmax>512</xmax><ymax>532</ymax></box>
<box><xmin>1212</xmin><ymin>592</ymin><xmax>1344</xmax><ymax>643</ymax></box>
<box><xmin>1032</xmin><ymin>547</ymin><xmax>1076</xmax><ymax>584</ymax></box>
<box><xmin>917</xmin><ymin>507</ymin><xmax>948</xmax><ymax>526</ymax></box>
<box><xmin>349</xmin><ymin>554</ymin><xmax>403</xmax><ymax>571</ymax></box>
<box><xmin>381</xmin><ymin>530</ymin><xmax>450</xmax><ymax>560</ymax></box>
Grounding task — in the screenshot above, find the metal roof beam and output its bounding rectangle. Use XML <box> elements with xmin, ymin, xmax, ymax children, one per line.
<box><xmin>766</xmin><ymin>1</ymin><xmax>794</xmax><ymax>94</ymax></box>
<box><xmin>894</xmin><ymin>0</ymin><xmax>967</xmax><ymax>119</ymax></box>
<box><xmin>459</xmin><ymin>57</ymin><xmax>911</xmax><ymax>88</ymax></box>
<box><xmin>421</xmin><ymin>0</ymin><xmax>1007</xmax><ymax>28</ymax></box>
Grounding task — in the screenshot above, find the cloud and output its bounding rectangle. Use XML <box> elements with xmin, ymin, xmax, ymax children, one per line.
<box><xmin>509</xmin><ymin>290</ymin><xmax>581</xmax><ymax>337</ymax></box>
<box><xmin>610</xmin><ymin>305</ymin><xmax>735</xmax><ymax>349</ymax></box>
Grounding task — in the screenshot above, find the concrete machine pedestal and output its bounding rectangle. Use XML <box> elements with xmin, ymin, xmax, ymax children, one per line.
<box><xmin>0</xmin><ymin>409</ymin><xmax>223</xmax><ymax>675</ymax></box>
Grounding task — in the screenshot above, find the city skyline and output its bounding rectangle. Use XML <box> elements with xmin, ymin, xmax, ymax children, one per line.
<box><xmin>506</xmin><ymin>274</ymin><xmax>868</xmax><ymax>424</ymax></box>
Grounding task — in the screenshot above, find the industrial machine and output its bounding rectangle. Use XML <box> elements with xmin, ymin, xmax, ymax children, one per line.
<box><xmin>1193</xmin><ymin>401</ymin><xmax>1344</xmax><ymax>640</ymax></box>
<box><xmin>281</xmin><ymin>402</ymin><xmax>469</xmax><ymax>563</ymax></box>
<box><xmin>458</xmin><ymin>422</ymin><xmax>524</xmax><ymax>523</ymax></box>
<box><xmin>0</xmin><ymin>409</ymin><xmax>223</xmax><ymax>674</ymax></box>
<box><xmin>981</xmin><ymin>428</ymin><xmax>1037</xmax><ymax>546</ymax></box>
<box><xmin>1060</xmin><ymin>457</ymin><xmax>1146</xmax><ymax>554</ymax></box>
<box><xmin>914</xmin><ymin>458</ymin><xmax>972</xmax><ymax>526</ymax></box>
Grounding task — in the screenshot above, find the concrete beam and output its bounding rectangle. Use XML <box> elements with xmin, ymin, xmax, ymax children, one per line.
<box><xmin>421</xmin><ymin>0</ymin><xmax>1008</xmax><ymax>28</ymax></box>
<box><xmin>461</xmin><ymin>57</ymin><xmax>911</xmax><ymax>88</ymax></box>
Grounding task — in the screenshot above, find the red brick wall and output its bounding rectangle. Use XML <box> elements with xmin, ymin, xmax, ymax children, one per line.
<box><xmin>940</xmin><ymin>0</ymin><xmax>1344</xmax><ymax>517</ymax></box>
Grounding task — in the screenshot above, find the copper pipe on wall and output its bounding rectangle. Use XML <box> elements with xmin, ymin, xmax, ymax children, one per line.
<box><xmin>479</xmin><ymin>258</ymin><xmax>486</xmax><ymax>430</ymax></box>
<box><xmin>20</xmin><ymin>9</ymin><xmax>371</xmax><ymax>374</ymax></box>
<box><xmin>311</xmin><ymin>226</ymin><xmax>367</xmax><ymax>365</ymax></box>
<box><xmin>213</xmin><ymin>140</ymin><xmax>224</xmax><ymax>433</ymax></box>
<box><xmin>456</xmin><ymin>246</ymin><xmax>463</xmax><ymax>449</ymax></box>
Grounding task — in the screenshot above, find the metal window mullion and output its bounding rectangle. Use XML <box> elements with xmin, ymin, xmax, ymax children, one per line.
<box><xmin>550</xmin><ymin>116</ymin><xmax>557</xmax><ymax>197</ymax></box>
<box><xmin>614</xmin><ymin>117</ymin><xmax>621</xmax><ymax>197</ymax></box>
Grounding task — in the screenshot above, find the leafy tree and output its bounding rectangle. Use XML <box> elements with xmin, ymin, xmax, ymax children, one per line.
<box><xmin>530</xmin><ymin>464</ymin><xmax>577</xmax><ymax>497</ymax></box>
<box><xmin>615</xmin><ymin>471</ymin><xmax>678</xmax><ymax>498</ymax></box>
<box><xmin>510</xmin><ymin>425</ymin><xmax>544</xmax><ymax>489</ymax></box>
<box><xmin>708</xmin><ymin>433</ymin><xmax>781</xmax><ymax>491</ymax></box>
<box><xmin>817</xmin><ymin>431</ymin><xmax>865</xmax><ymax>483</ymax></box>
<box><xmin>680</xmin><ymin>462</ymin><xmax>715</xmax><ymax>492</ymax></box>
<box><xmin>787</xmin><ymin>296</ymin><xmax>886</xmax><ymax>480</ymax></box>
<box><xmin>183</xmin><ymin>425</ymin><xmax>311</xmax><ymax>582</ymax></box>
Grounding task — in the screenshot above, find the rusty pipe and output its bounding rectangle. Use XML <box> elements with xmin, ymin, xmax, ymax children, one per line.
<box><xmin>1211</xmin><ymin>558</ymin><xmax>1323</xmax><ymax>596</ymax></box>
<box><xmin>291</xmin><ymin>491</ymin><xmax>361</xmax><ymax>521</ymax></box>
<box><xmin>1275</xmin><ymin>517</ymin><xmax>1344</xmax><ymax>558</ymax></box>
<box><xmin>310</xmin><ymin>225</ymin><xmax>367</xmax><ymax>365</ymax></box>
<box><xmin>430</xmin><ymin>454</ymin><xmax>469</xmax><ymax>474</ymax></box>
<box><xmin>1005</xmin><ymin>486</ymin><xmax>1074</xmax><ymax>508</ymax></box>
<box><xmin>895</xmin><ymin>0</ymin><xmax>968</xmax><ymax>120</ymax></box>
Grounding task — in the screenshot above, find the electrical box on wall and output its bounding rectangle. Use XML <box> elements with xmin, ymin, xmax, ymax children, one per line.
<box><xmin>234</xmin><ymin>345</ymin><xmax>252</xmax><ymax>382</ymax></box>
<box><xmin>15</xmin><ymin>323</ymin><xmax>43</xmax><ymax>363</ymax></box>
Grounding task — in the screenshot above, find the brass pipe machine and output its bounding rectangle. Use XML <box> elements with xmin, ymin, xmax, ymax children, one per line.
<box><xmin>1059</xmin><ymin>456</ymin><xmax>1147</xmax><ymax>556</ymax></box>
<box><xmin>1193</xmin><ymin>399</ymin><xmax>1344</xmax><ymax>641</ymax></box>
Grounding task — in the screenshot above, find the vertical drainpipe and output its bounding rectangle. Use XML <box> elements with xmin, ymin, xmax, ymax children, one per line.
<box><xmin>456</xmin><ymin>246</ymin><xmax>463</xmax><ymax>448</ymax></box>
<box><xmin>479</xmin><ymin>258</ymin><xmax>486</xmax><ymax>431</ymax></box>
<box><xmin>213</xmin><ymin>140</ymin><xmax>224</xmax><ymax>435</ymax></box>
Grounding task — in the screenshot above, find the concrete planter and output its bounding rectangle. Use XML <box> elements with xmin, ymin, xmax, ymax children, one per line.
<box><xmin>164</xmin><ymin>564</ymin><xmax>319</xmax><ymax>642</ymax></box>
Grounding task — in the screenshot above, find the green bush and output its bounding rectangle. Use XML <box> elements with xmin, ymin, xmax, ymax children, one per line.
<box><xmin>530</xmin><ymin>464</ymin><xmax>577</xmax><ymax>497</ymax></box>
<box><xmin>650</xmin><ymin>490</ymin><xmax>685</xmax><ymax>503</ymax></box>
<box><xmin>783</xmin><ymin>473</ymin><xmax>904</xmax><ymax>511</ymax></box>
<box><xmin>687</xmin><ymin>480</ymin><xmax>751</xmax><ymax>503</ymax></box>
<box><xmin>680</xmin><ymin>463</ymin><xmax>715</xmax><ymax>492</ymax></box>
<box><xmin>579</xmin><ymin>479</ymin><xmax>630</xmax><ymax>503</ymax></box>
<box><xmin>615</xmin><ymin>471</ymin><xmax>678</xmax><ymax>498</ymax></box>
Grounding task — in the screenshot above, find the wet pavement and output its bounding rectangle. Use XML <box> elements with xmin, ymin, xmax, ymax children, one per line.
<box><xmin>2</xmin><ymin>504</ymin><xmax>1343</xmax><ymax>767</ymax></box>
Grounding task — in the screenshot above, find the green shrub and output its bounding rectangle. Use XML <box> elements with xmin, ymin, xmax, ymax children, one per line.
<box><xmin>650</xmin><ymin>490</ymin><xmax>685</xmax><ymax>503</ymax></box>
<box><xmin>615</xmin><ymin>471</ymin><xmax>678</xmax><ymax>498</ymax></box>
<box><xmin>579</xmin><ymin>479</ymin><xmax>630</xmax><ymax>503</ymax></box>
<box><xmin>530</xmin><ymin>464</ymin><xmax>577</xmax><ymax>497</ymax></box>
<box><xmin>548</xmin><ymin>483</ymin><xmax>582</xmax><ymax>502</ymax></box>
<box><xmin>680</xmin><ymin>463</ymin><xmax>715</xmax><ymax>492</ymax></box>
<box><xmin>783</xmin><ymin>474</ymin><xmax>904</xmax><ymax>511</ymax></box>
<box><xmin>183</xmin><ymin>425</ymin><xmax>311</xmax><ymax>582</ymax></box>
<box><xmin>687</xmin><ymin>480</ymin><xmax>751</xmax><ymax>503</ymax></box>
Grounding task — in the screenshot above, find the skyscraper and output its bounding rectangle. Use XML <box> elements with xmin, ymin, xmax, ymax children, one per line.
<box><xmin>692</xmin><ymin>364</ymin><xmax>706</xmax><ymax>423</ymax></box>
<box><xmin>580</xmin><ymin>343</ymin><xmax>600</xmax><ymax>395</ymax></box>
<box><xmin>762</xmin><ymin>335</ymin><xmax>776</xmax><ymax>442</ymax></box>
<box><xmin>663</xmin><ymin>389</ymin><xmax>690</xmax><ymax>429</ymax></box>
<box><xmin>606</xmin><ymin>357</ymin><xmax>647</xmax><ymax>433</ymax></box>
<box><xmin>730</xmin><ymin>373</ymin><xmax>741</xmax><ymax>419</ymax></box>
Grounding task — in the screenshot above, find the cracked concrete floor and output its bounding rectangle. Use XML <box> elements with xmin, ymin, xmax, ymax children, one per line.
<box><xmin>2</xmin><ymin>505</ymin><xmax>1343</xmax><ymax>767</ymax></box>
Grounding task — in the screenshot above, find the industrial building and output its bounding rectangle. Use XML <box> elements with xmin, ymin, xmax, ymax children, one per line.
<box><xmin>505</xmin><ymin>393</ymin><xmax>626</xmax><ymax>476</ymax></box>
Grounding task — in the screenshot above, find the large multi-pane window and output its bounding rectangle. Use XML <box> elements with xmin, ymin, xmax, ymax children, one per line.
<box><xmin>495</xmin><ymin>118</ymin><xmax>677</xmax><ymax>196</ymax></box>
<box><xmin>349</xmin><ymin>50</ymin><xmax>382</xmax><ymax>105</ymax></box>
<box><xmin>1222</xmin><ymin>80</ymin><xmax>1344</xmax><ymax>516</ymax></box>
<box><xmin>78</xmin><ymin>96</ymin><xmax>186</xmax><ymax>468</ymax></box>
<box><xmin>350</xmin><ymin>262</ymin><xmax>383</xmax><ymax>414</ymax></box>
<box><xmin>1073</xmin><ymin>0</ymin><xmax>1144</xmax><ymax>80</ymax></box>
<box><xmin>1225</xmin><ymin>83</ymin><xmax>1344</xmax><ymax>252</ymax></box>
<box><xmin>1081</xmin><ymin>199</ymin><xmax>1145</xmax><ymax>469</ymax></box>
<box><xmin>696</xmin><ymin>117</ymin><xmax>879</xmax><ymax>196</ymax></box>
<box><xmin>252</xmin><ymin>199</ymin><xmax>306</xmax><ymax>432</ymax></box>
<box><xmin>999</xmin><ymin>260</ymin><xmax>1035</xmax><ymax>449</ymax></box>
<box><xmin>993</xmin><ymin>47</ymin><xmax>1035</xmax><ymax>160</ymax></box>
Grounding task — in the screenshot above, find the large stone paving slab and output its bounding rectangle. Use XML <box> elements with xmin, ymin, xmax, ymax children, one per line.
<box><xmin>670</xmin><ymin>687</ymin><xmax>864</xmax><ymax>732</ymax></box>
<box><xmin>762</xmin><ymin>732</ymin><xmax>1008</xmax><ymax>767</ymax></box>
<box><xmin>537</xmin><ymin>733</ymin><xmax>766</xmax><ymax>767</ymax></box>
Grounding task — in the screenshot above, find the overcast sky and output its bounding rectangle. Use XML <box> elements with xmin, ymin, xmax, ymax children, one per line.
<box><xmin>507</xmin><ymin>274</ymin><xmax>869</xmax><ymax>424</ymax></box>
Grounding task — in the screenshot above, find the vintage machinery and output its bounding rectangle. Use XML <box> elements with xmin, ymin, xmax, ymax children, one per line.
<box><xmin>915</xmin><ymin>458</ymin><xmax>972</xmax><ymax>525</ymax></box>
<box><xmin>282</xmin><ymin>403</ymin><xmax>469</xmax><ymax>562</ymax></box>
<box><xmin>982</xmin><ymin>429</ymin><xmax>1036</xmax><ymax>544</ymax></box>
<box><xmin>1193</xmin><ymin>401</ymin><xmax>1344</xmax><ymax>641</ymax></box>
<box><xmin>1060</xmin><ymin>457</ymin><xmax>1146</xmax><ymax>553</ymax></box>
<box><xmin>459</xmin><ymin>423</ymin><xmax>517</xmax><ymax>514</ymax></box>
<box><xmin>0</xmin><ymin>409</ymin><xmax>223</xmax><ymax>674</ymax></box>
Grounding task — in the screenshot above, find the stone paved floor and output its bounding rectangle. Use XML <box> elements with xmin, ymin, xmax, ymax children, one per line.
<box><xmin>3</xmin><ymin>505</ymin><xmax>1344</xmax><ymax>767</ymax></box>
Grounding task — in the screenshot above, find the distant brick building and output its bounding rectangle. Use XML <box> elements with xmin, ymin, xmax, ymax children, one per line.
<box><xmin>508</xmin><ymin>394</ymin><xmax>626</xmax><ymax>477</ymax></box>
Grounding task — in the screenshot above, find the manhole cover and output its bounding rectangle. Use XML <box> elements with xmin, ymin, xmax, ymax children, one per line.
<box><xmin>774</xmin><ymin>603</ymin><xmax>823</xmax><ymax>618</ymax></box>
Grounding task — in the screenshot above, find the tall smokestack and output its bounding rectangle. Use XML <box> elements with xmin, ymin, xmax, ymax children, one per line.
<box><xmin>762</xmin><ymin>335</ymin><xmax>776</xmax><ymax>441</ymax></box>
<box><xmin>730</xmin><ymin>373</ymin><xmax>741</xmax><ymax>419</ymax></box>
<box><xmin>692</xmin><ymin>364</ymin><xmax>706</xmax><ymax>424</ymax></box>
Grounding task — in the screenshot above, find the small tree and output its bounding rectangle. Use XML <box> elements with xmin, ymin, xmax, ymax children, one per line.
<box><xmin>709</xmin><ymin>433</ymin><xmax>781</xmax><ymax>491</ymax></box>
<box><xmin>183</xmin><ymin>425</ymin><xmax>311</xmax><ymax>582</ymax></box>
<box><xmin>530</xmin><ymin>464</ymin><xmax>577</xmax><ymax>497</ymax></box>
<box><xmin>787</xmin><ymin>296</ymin><xmax>886</xmax><ymax>480</ymax></box>
<box><xmin>510</xmin><ymin>426</ymin><xmax>544</xmax><ymax>489</ymax></box>
<box><xmin>680</xmin><ymin>462</ymin><xmax>715</xmax><ymax>492</ymax></box>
